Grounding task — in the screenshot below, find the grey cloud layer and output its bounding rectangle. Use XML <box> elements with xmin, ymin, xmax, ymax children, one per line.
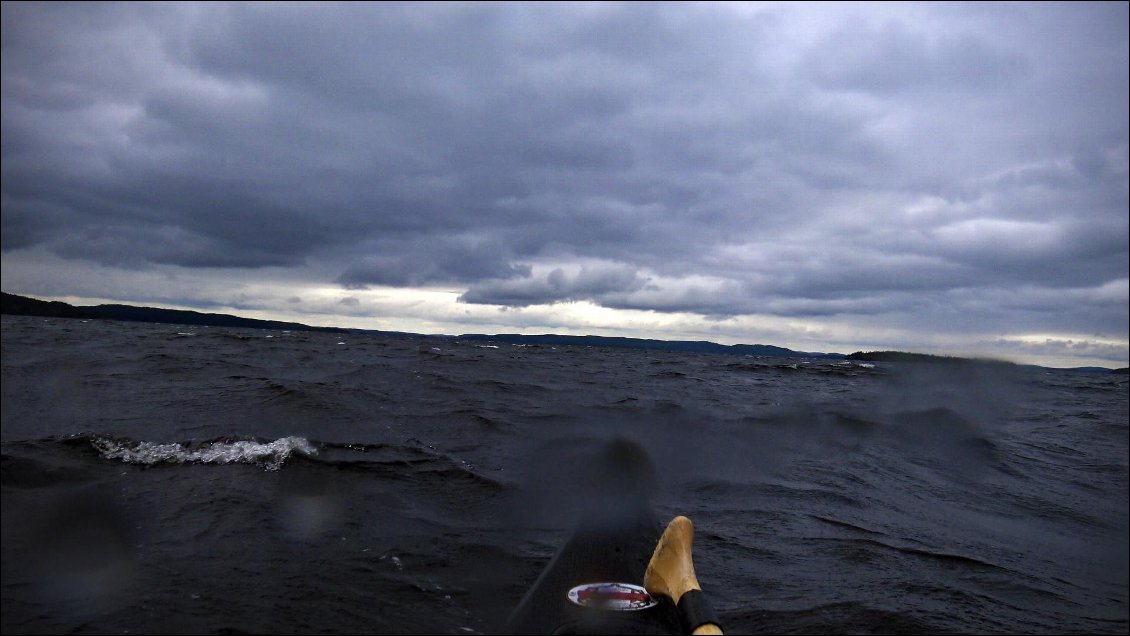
<box><xmin>2</xmin><ymin>2</ymin><xmax>1127</xmax><ymax>341</ymax></box>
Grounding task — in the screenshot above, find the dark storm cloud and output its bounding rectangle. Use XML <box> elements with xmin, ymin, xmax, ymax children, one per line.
<box><xmin>459</xmin><ymin>263</ymin><xmax>650</xmax><ymax>307</ymax></box>
<box><xmin>338</xmin><ymin>235</ymin><xmax>530</xmax><ymax>288</ymax></box>
<box><xmin>1</xmin><ymin>2</ymin><xmax>1127</xmax><ymax>349</ymax></box>
<box><xmin>802</xmin><ymin>19</ymin><xmax>1030</xmax><ymax>94</ymax></box>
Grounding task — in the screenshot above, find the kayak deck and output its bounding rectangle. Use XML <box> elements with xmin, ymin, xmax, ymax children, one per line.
<box><xmin>506</xmin><ymin>439</ymin><xmax>684</xmax><ymax>634</ymax></box>
<box><xmin>506</xmin><ymin>504</ymin><xmax>683</xmax><ymax>634</ymax></box>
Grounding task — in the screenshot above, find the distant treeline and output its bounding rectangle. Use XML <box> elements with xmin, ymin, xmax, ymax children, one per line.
<box><xmin>845</xmin><ymin>350</ymin><xmax>1001</xmax><ymax>364</ymax></box>
<box><xmin>1</xmin><ymin>292</ymin><xmax>347</xmax><ymax>334</ymax></box>
<box><xmin>0</xmin><ymin>291</ymin><xmax>836</xmax><ymax>359</ymax></box>
<box><xmin>848</xmin><ymin>350</ymin><xmax>1125</xmax><ymax>374</ymax></box>
<box><xmin>4</xmin><ymin>291</ymin><xmax>1124</xmax><ymax>371</ymax></box>
<box><xmin>454</xmin><ymin>332</ymin><xmax>839</xmax><ymax>358</ymax></box>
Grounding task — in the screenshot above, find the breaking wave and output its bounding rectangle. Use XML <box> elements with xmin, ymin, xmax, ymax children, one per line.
<box><xmin>90</xmin><ymin>435</ymin><xmax>317</xmax><ymax>471</ymax></box>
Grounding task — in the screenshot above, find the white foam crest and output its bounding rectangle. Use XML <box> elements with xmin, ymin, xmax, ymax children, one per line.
<box><xmin>92</xmin><ymin>436</ymin><xmax>317</xmax><ymax>471</ymax></box>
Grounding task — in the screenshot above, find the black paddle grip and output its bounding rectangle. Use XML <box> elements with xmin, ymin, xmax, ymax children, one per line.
<box><xmin>675</xmin><ymin>589</ymin><xmax>721</xmax><ymax>634</ymax></box>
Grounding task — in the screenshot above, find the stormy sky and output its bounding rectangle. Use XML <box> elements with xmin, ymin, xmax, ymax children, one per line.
<box><xmin>2</xmin><ymin>2</ymin><xmax>1127</xmax><ymax>368</ymax></box>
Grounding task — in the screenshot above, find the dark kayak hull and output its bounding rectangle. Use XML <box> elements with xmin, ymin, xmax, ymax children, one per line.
<box><xmin>506</xmin><ymin>503</ymin><xmax>683</xmax><ymax>634</ymax></box>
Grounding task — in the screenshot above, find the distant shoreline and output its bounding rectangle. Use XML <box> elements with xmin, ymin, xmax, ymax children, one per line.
<box><xmin>3</xmin><ymin>291</ymin><xmax>1124</xmax><ymax>373</ymax></box>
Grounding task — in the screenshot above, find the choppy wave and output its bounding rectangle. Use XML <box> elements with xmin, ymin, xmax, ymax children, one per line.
<box><xmin>90</xmin><ymin>435</ymin><xmax>317</xmax><ymax>470</ymax></box>
<box><xmin>2</xmin><ymin>315</ymin><xmax>1126</xmax><ymax>635</ymax></box>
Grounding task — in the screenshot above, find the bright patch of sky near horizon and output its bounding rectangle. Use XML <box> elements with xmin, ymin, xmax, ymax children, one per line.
<box><xmin>2</xmin><ymin>2</ymin><xmax>1127</xmax><ymax>368</ymax></box>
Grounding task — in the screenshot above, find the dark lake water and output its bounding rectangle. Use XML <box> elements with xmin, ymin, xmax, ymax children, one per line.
<box><xmin>2</xmin><ymin>315</ymin><xmax>1127</xmax><ymax>634</ymax></box>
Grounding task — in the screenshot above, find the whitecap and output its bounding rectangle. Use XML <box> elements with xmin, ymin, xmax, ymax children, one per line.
<box><xmin>91</xmin><ymin>436</ymin><xmax>317</xmax><ymax>471</ymax></box>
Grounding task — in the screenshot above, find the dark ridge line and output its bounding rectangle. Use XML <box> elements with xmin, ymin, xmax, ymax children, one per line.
<box><xmin>3</xmin><ymin>291</ymin><xmax>1122</xmax><ymax>370</ymax></box>
<box><xmin>452</xmin><ymin>331</ymin><xmax>842</xmax><ymax>359</ymax></box>
<box><xmin>0</xmin><ymin>291</ymin><xmax>834</xmax><ymax>359</ymax></box>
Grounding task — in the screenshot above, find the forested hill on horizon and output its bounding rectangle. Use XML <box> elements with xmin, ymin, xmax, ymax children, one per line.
<box><xmin>1</xmin><ymin>291</ymin><xmax>348</xmax><ymax>335</ymax></box>
<box><xmin>2</xmin><ymin>291</ymin><xmax>1124</xmax><ymax>372</ymax></box>
<box><xmin>0</xmin><ymin>291</ymin><xmax>827</xmax><ymax>358</ymax></box>
<box><xmin>0</xmin><ymin>291</ymin><xmax>836</xmax><ymax>358</ymax></box>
